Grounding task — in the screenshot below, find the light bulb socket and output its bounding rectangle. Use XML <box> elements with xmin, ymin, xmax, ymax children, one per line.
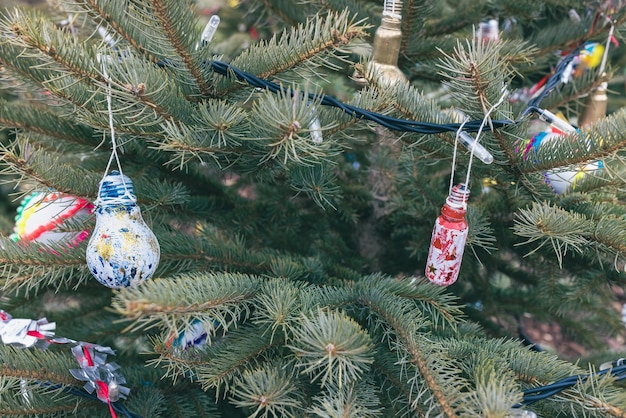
<box><xmin>97</xmin><ymin>171</ymin><xmax>136</xmax><ymax>205</ymax></box>
<box><xmin>578</xmin><ymin>82</ymin><xmax>608</xmax><ymax>127</ymax></box>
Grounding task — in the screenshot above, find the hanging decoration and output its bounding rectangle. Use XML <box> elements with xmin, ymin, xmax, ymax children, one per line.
<box><xmin>425</xmin><ymin>183</ymin><xmax>470</xmax><ymax>286</ymax></box>
<box><xmin>519</xmin><ymin>24</ymin><xmax>613</xmax><ymax>194</ymax></box>
<box><xmin>425</xmin><ymin>90</ymin><xmax>506</xmax><ymax>286</ymax></box>
<box><xmin>166</xmin><ymin>319</ymin><xmax>209</xmax><ymax>350</ymax></box>
<box><xmin>523</xmin><ymin>128</ymin><xmax>603</xmax><ymax>194</ymax></box>
<box><xmin>11</xmin><ymin>191</ymin><xmax>93</xmax><ymax>247</ymax></box>
<box><xmin>560</xmin><ymin>42</ymin><xmax>605</xmax><ymax>83</ymax></box>
<box><xmin>476</xmin><ymin>19</ymin><xmax>499</xmax><ymax>44</ymax></box>
<box><xmin>578</xmin><ymin>81</ymin><xmax>608</xmax><ymax>127</ymax></box>
<box><xmin>69</xmin><ymin>344</ymin><xmax>130</xmax><ymax>405</ymax></box>
<box><xmin>579</xmin><ymin>22</ymin><xmax>615</xmax><ymax>127</ymax></box>
<box><xmin>0</xmin><ymin>310</ymin><xmax>132</xmax><ymax>418</ymax></box>
<box><xmin>86</xmin><ymin>171</ymin><xmax>160</xmax><ymax>288</ymax></box>
<box><xmin>85</xmin><ymin>56</ymin><xmax>160</xmax><ymax>289</ymax></box>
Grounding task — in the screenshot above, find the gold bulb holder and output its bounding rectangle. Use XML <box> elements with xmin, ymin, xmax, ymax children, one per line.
<box><xmin>369</xmin><ymin>16</ymin><xmax>407</xmax><ymax>85</ymax></box>
<box><xmin>578</xmin><ymin>81</ymin><xmax>608</xmax><ymax>127</ymax></box>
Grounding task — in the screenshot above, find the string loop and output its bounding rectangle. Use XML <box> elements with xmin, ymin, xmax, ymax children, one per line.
<box><xmin>97</xmin><ymin>54</ymin><xmax>135</xmax><ymax>206</ymax></box>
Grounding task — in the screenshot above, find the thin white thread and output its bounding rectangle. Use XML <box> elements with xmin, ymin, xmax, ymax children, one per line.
<box><xmin>464</xmin><ymin>89</ymin><xmax>508</xmax><ymax>188</ymax></box>
<box><xmin>449</xmin><ymin>116</ymin><xmax>470</xmax><ymax>196</ymax></box>
<box><xmin>97</xmin><ymin>54</ymin><xmax>135</xmax><ymax>205</ymax></box>
<box><xmin>598</xmin><ymin>21</ymin><xmax>614</xmax><ymax>76</ymax></box>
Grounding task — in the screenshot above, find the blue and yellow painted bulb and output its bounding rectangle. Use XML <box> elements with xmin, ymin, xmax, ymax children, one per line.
<box><xmin>86</xmin><ymin>171</ymin><xmax>160</xmax><ymax>288</ymax></box>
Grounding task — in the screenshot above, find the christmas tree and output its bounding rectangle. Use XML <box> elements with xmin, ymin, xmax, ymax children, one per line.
<box><xmin>1</xmin><ymin>0</ymin><xmax>626</xmax><ymax>416</ymax></box>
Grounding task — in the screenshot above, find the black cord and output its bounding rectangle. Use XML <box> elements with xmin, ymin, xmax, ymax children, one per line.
<box><xmin>514</xmin><ymin>363</ymin><xmax>626</xmax><ymax>407</ymax></box>
<box><xmin>153</xmin><ymin>42</ymin><xmax>586</xmax><ymax>138</ymax></box>
<box><xmin>208</xmin><ymin>60</ymin><xmax>516</xmax><ymax>134</ymax></box>
<box><xmin>524</xmin><ymin>44</ymin><xmax>585</xmax><ymax>114</ymax></box>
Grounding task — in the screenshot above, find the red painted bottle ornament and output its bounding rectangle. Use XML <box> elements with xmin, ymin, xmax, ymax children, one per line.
<box><xmin>425</xmin><ymin>183</ymin><xmax>470</xmax><ymax>286</ymax></box>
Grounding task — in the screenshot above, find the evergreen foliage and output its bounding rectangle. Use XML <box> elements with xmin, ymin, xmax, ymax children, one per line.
<box><xmin>0</xmin><ymin>0</ymin><xmax>626</xmax><ymax>416</ymax></box>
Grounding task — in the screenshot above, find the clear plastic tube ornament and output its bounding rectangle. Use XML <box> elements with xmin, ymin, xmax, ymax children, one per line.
<box><xmin>441</xmin><ymin>110</ymin><xmax>493</xmax><ymax>164</ymax></box>
<box><xmin>308</xmin><ymin>104</ymin><xmax>323</xmax><ymax>143</ymax></box>
<box><xmin>458</xmin><ymin>131</ymin><xmax>493</xmax><ymax>164</ymax></box>
<box><xmin>425</xmin><ymin>183</ymin><xmax>469</xmax><ymax>286</ymax></box>
<box><xmin>86</xmin><ymin>171</ymin><xmax>160</xmax><ymax>288</ymax></box>
<box><xmin>507</xmin><ymin>409</ymin><xmax>537</xmax><ymax>418</ymax></box>
<box><xmin>196</xmin><ymin>15</ymin><xmax>220</xmax><ymax>50</ymax></box>
<box><xmin>535</xmin><ymin>107</ymin><xmax>577</xmax><ymax>135</ymax></box>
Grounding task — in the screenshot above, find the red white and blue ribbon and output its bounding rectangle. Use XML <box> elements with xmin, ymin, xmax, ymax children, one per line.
<box><xmin>0</xmin><ymin>310</ymin><xmax>129</xmax><ymax>418</ymax></box>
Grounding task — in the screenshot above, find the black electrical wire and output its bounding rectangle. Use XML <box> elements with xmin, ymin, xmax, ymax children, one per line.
<box><xmin>35</xmin><ymin>362</ymin><xmax>625</xmax><ymax>416</ymax></box>
<box><xmin>524</xmin><ymin>44</ymin><xmax>585</xmax><ymax>114</ymax></box>
<box><xmin>153</xmin><ymin>42</ymin><xmax>584</xmax><ymax>137</ymax></box>
<box><xmin>208</xmin><ymin>60</ymin><xmax>516</xmax><ymax>134</ymax></box>
<box><xmin>514</xmin><ymin>363</ymin><xmax>626</xmax><ymax>407</ymax></box>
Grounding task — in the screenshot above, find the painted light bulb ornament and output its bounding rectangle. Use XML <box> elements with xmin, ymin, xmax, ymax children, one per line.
<box><xmin>86</xmin><ymin>171</ymin><xmax>160</xmax><ymax>288</ymax></box>
<box><xmin>425</xmin><ymin>183</ymin><xmax>470</xmax><ymax>286</ymax></box>
<box><xmin>523</xmin><ymin>128</ymin><xmax>602</xmax><ymax>194</ymax></box>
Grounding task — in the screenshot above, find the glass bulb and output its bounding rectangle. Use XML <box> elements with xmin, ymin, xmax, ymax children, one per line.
<box><xmin>86</xmin><ymin>171</ymin><xmax>160</xmax><ymax>288</ymax></box>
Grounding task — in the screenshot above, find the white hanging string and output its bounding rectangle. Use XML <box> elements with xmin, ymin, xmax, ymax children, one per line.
<box><xmin>463</xmin><ymin>89</ymin><xmax>508</xmax><ymax>189</ymax></box>
<box><xmin>598</xmin><ymin>21</ymin><xmax>614</xmax><ymax>76</ymax></box>
<box><xmin>97</xmin><ymin>54</ymin><xmax>135</xmax><ymax>205</ymax></box>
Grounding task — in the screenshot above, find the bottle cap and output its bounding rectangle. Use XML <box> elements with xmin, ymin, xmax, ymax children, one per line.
<box><xmin>446</xmin><ymin>183</ymin><xmax>470</xmax><ymax>209</ymax></box>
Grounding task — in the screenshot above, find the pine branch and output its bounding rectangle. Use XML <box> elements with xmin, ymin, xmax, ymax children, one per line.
<box><xmin>306</xmin><ymin>381</ymin><xmax>384</xmax><ymax>417</ymax></box>
<box><xmin>314</xmin><ymin>0</ymin><xmax>380</xmax><ymax>32</ymax></box>
<box><xmin>195</xmin><ymin>324</ymin><xmax>279</xmax><ymax>397</ymax></box>
<box><xmin>530</xmin><ymin>11</ymin><xmax>626</xmax><ymax>56</ymax></box>
<box><xmin>513</xmin><ymin>202</ymin><xmax>592</xmax><ymax>267</ymax></box>
<box><xmin>110</xmin><ymin>272</ymin><xmax>261</xmax><ymax>332</ymax></box>
<box><xmin>214</xmin><ymin>11</ymin><xmax>369</xmax><ymax>94</ymax></box>
<box><xmin>0</xmin><ymin>238</ymin><xmax>92</xmax><ymax>292</ymax></box>
<box><xmin>3</xmin><ymin>9</ymin><xmax>104</xmax><ymax>86</ymax></box>
<box><xmin>400</xmin><ymin>0</ymin><xmax>431</xmax><ymax>56</ymax></box>
<box><xmin>357</xmin><ymin>286</ymin><xmax>460</xmax><ymax>417</ymax></box>
<box><xmin>288</xmin><ymin>309</ymin><xmax>374</xmax><ymax>390</ymax></box>
<box><xmin>0</xmin><ymin>100</ymin><xmax>97</xmax><ymax>147</ymax></box>
<box><xmin>0</xmin><ymin>140</ymin><xmax>103</xmax><ymax>198</ymax></box>
<box><xmin>154</xmin><ymin>100</ymin><xmax>247</xmax><ymax>169</ymax></box>
<box><xmin>1</xmin><ymin>11</ymin><xmax>189</xmax><ymax>140</ymax></box>
<box><xmin>537</xmin><ymin>68</ymin><xmax>611</xmax><ymax>113</ymax></box>
<box><xmin>68</xmin><ymin>0</ymin><xmax>159</xmax><ymax>63</ymax></box>
<box><xmin>230</xmin><ymin>360</ymin><xmax>305</xmax><ymax>417</ymax></box>
<box><xmin>150</xmin><ymin>0</ymin><xmax>213</xmax><ymax>96</ymax></box>
<box><xmin>421</xmin><ymin>0</ymin><xmax>485</xmax><ymax>38</ymax></box>
<box><xmin>0</xmin><ymin>42</ymin><xmax>97</xmax><ymax>112</ymax></box>
<box><xmin>371</xmin><ymin>353</ymin><xmax>423</xmax><ymax>417</ymax></box>
<box><xmin>250</xmin><ymin>0</ymin><xmax>313</xmax><ymax>27</ymax></box>
<box><xmin>149</xmin><ymin>336</ymin><xmax>213</xmax><ymax>383</ymax></box>
<box><xmin>519</xmin><ymin>109</ymin><xmax>626</xmax><ymax>173</ymax></box>
<box><xmin>0</xmin><ymin>345</ymin><xmax>80</xmax><ymax>386</ymax></box>
<box><xmin>455</xmin><ymin>357</ymin><xmax>522</xmax><ymax>416</ymax></box>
